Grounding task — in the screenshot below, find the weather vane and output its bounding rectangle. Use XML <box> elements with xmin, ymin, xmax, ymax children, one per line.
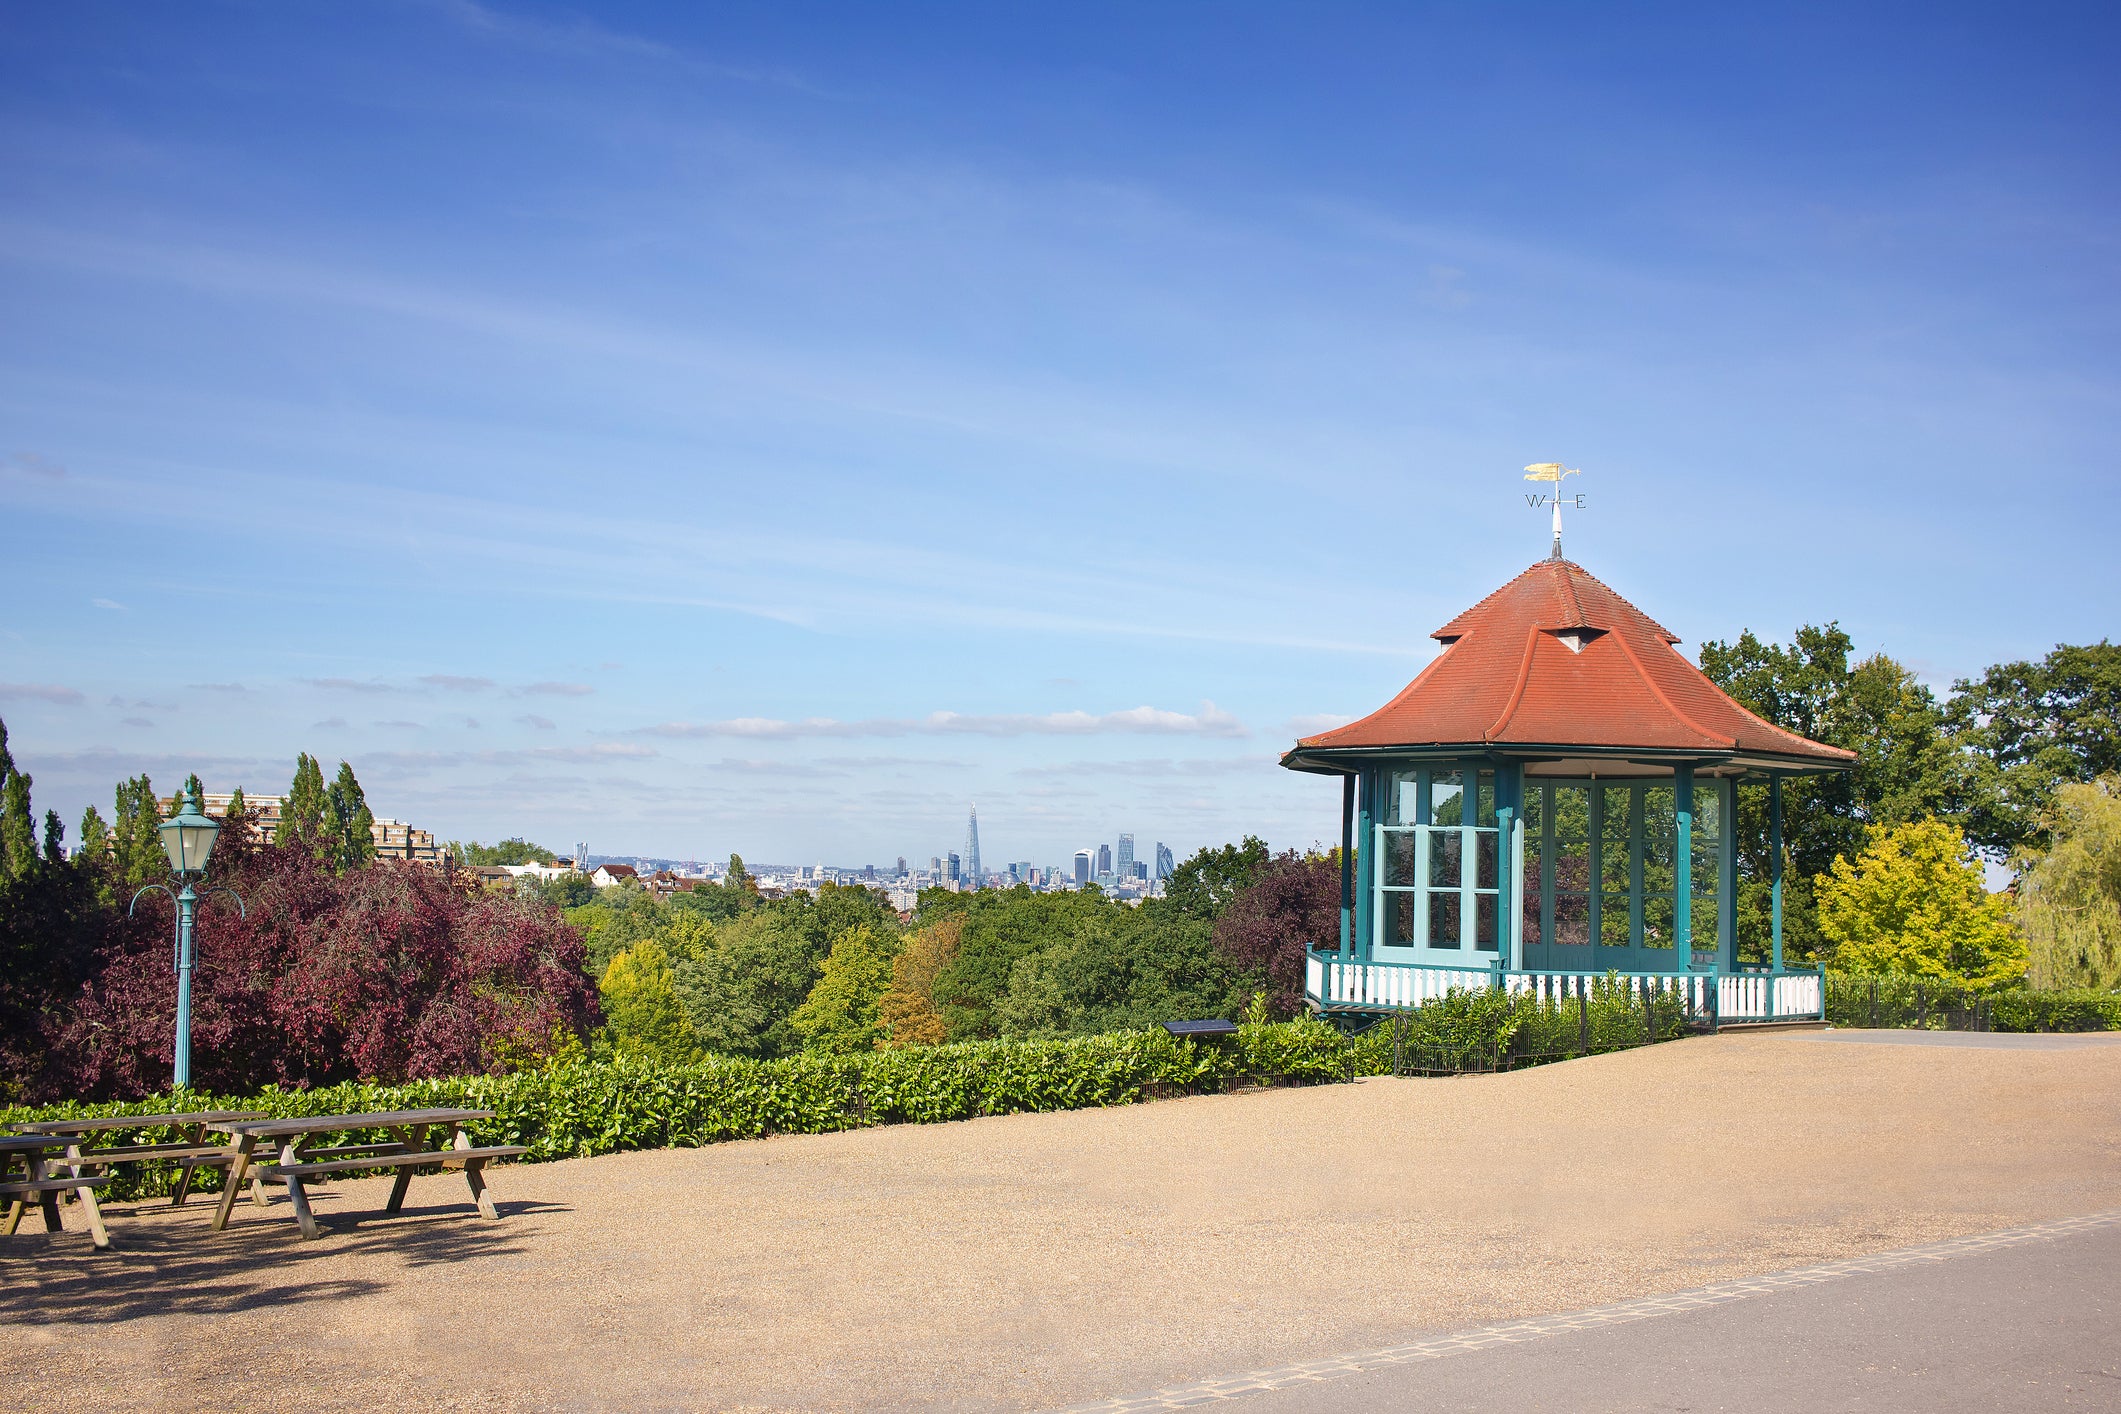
<box><xmin>1523</xmin><ymin>462</ymin><xmax>1584</xmax><ymax>561</ymax></box>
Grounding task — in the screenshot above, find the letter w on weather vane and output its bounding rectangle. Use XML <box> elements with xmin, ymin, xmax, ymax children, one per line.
<box><xmin>1522</xmin><ymin>462</ymin><xmax>1585</xmax><ymax>560</ymax></box>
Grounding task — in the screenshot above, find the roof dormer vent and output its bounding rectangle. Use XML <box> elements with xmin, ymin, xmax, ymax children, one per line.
<box><xmin>1550</xmin><ymin>627</ymin><xmax>1606</xmax><ymax>655</ymax></box>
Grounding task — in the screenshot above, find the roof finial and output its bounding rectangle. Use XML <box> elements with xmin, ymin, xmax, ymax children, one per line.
<box><xmin>1523</xmin><ymin>463</ymin><xmax>1583</xmax><ymax>560</ymax></box>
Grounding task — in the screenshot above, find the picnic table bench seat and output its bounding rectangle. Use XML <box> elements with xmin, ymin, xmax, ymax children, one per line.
<box><xmin>1</xmin><ymin>1135</ymin><xmax>113</xmax><ymax>1248</ymax></box>
<box><xmin>8</xmin><ymin>1111</ymin><xmax>271</xmax><ymax>1209</ymax></box>
<box><xmin>262</xmin><ymin>1145</ymin><xmax>529</xmax><ymax>1180</ymax></box>
<box><xmin>215</xmin><ymin>1109</ymin><xmax>528</xmax><ymax>1240</ymax></box>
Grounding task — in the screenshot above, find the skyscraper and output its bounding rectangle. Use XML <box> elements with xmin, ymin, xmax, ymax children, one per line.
<box><xmin>1116</xmin><ymin>834</ymin><xmax>1134</xmax><ymax>882</ymax></box>
<box><xmin>1074</xmin><ymin>851</ymin><xmax>1091</xmax><ymax>884</ymax></box>
<box><xmin>965</xmin><ymin>804</ymin><xmax>983</xmax><ymax>890</ymax></box>
<box><xmin>1096</xmin><ymin>843</ymin><xmax>1113</xmax><ymax>877</ymax></box>
<box><xmin>946</xmin><ymin>852</ymin><xmax>961</xmax><ymax>882</ymax></box>
<box><xmin>1155</xmin><ymin>842</ymin><xmax>1175</xmax><ymax>881</ymax></box>
<box><xmin>896</xmin><ymin>856</ymin><xmax>907</xmax><ymax>878</ymax></box>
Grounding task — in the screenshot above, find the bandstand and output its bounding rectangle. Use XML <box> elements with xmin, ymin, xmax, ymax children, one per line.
<box><xmin>1283</xmin><ymin>546</ymin><xmax>1852</xmax><ymax>1024</ymax></box>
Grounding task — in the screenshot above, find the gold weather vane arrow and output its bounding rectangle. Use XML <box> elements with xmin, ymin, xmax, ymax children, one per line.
<box><xmin>1523</xmin><ymin>463</ymin><xmax>1584</xmax><ymax>560</ymax></box>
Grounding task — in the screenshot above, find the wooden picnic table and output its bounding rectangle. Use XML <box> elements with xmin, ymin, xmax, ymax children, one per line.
<box><xmin>0</xmin><ymin>1133</ymin><xmax>112</xmax><ymax>1249</ymax></box>
<box><xmin>10</xmin><ymin>1110</ymin><xmax>268</xmax><ymax>1209</ymax></box>
<box><xmin>213</xmin><ymin>1109</ymin><xmax>528</xmax><ymax>1241</ymax></box>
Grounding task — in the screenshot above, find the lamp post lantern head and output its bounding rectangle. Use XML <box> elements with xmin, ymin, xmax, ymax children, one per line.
<box><xmin>159</xmin><ymin>784</ymin><xmax>220</xmax><ymax>877</ymax></box>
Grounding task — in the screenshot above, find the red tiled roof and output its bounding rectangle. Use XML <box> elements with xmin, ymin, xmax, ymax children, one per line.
<box><xmin>1292</xmin><ymin>559</ymin><xmax>1855</xmax><ymax>764</ymax></box>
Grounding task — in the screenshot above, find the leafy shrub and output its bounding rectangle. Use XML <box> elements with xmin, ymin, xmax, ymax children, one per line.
<box><xmin>1826</xmin><ymin>973</ymin><xmax>2121</xmax><ymax>1031</ymax></box>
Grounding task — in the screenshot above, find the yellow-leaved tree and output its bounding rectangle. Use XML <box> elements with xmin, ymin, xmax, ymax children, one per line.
<box><xmin>1816</xmin><ymin>818</ymin><xmax>2026</xmax><ymax>987</ymax></box>
<box><xmin>876</xmin><ymin>915</ymin><xmax>964</xmax><ymax>1047</ymax></box>
<box><xmin>2017</xmin><ymin>778</ymin><xmax>2121</xmax><ymax>989</ymax></box>
<box><xmin>598</xmin><ymin>938</ymin><xmax>701</xmax><ymax>1063</ymax></box>
<box><xmin>790</xmin><ymin>924</ymin><xmax>902</xmax><ymax>1053</ymax></box>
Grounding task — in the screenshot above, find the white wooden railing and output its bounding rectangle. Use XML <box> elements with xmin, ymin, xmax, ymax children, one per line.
<box><xmin>1305</xmin><ymin>951</ymin><xmax>1824</xmax><ymax>1021</ymax></box>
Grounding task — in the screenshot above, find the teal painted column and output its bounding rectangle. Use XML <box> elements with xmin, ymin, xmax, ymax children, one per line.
<box><xmin>1768</xmin><ymin>773</ymin><xmax>1785</xmax><ymax>973</ymax></box>
<box><xmin>1718</xmin><ymin>777</ymin><xmax>1737</xmax><ymax>971</ymax></box>
<box><xmin>1354</xmin><ymin>768</ymin><xmax>1375</xmax><ymax>961</ymax></box>
<box><xmin>1339</xmin><ymin>773</ymin><xmax>1354</xmax><ymax>960</ymax></box>
<box><xmin>1674</xmin><ymin>765</ymin><xmax>1694</xmax><ymax>971</ymax></box>
<box><xmin>1496</xmin><ymin>798</ymin><xmax>1515</xmax><ymax>981</ymax></box>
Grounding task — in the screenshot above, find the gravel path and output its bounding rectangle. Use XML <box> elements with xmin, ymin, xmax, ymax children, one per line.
<box><xmin>6</xmin><ymin>1030</ymin><xmax>2119</xmax><ymax>1412</ymax></box>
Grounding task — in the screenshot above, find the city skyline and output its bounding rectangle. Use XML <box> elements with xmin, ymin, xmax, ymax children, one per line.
<box><xmin>4</xmin><ymin>6</ymin><xmax>2114</xmax><ymax>861</ymax></box>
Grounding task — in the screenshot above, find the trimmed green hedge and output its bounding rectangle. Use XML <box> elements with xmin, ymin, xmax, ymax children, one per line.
<box><xmin>1825</xmin><ymin>975</ymin><xmax>2121</xmax><ymax>1032</ymax></box>
<box><xmin>1</xmin><ymin>1022</ymin><xmax>1351</xmax><ymax>1200</ymax></box>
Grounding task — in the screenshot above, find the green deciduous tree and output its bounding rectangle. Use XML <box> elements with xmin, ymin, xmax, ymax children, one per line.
<box><xmin>1</xmin><ymin>760</ymin><xmax>34</xmax><ymax>882</ymax></box>
<box><xmin>1949</xmin><ymin>641</ymin><xmax>2121</xmax><ymax>859</ymax></box>
<box><xmin>1163</xmin><ymin>836</ymin><xmax>1270</xmax><ymax>921</ymax></box>
<box><xmin>453</xmin><ymin>838</ymin><xmax>557</xmax><ymax>866</ymax></box>
<box><xmin>2016</xmin><ymin>778</ymin><xmax>2121</xmax><ymax>990</ymax></box>
<box><xmin>1815</xmin><ymin>818</ymin><xmax>2026</xmax><ymax>987</ymax></box>
<box><xmin>1701</xmin><ymin>624</ymin><xmax>1964</xmax><ymax>962</ymax></box>
<box><xmin>791</xmin><ymin>924</ymin><xmax>902</xmax><ymax>1053</ymax></box>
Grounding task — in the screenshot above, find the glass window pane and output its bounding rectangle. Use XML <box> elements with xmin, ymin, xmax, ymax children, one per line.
<box><xmin>1428</xmin><ymin>827</ymin><xmax>1462</xmax><ymax>889</ymax></box>
<box><xmin>1386</xmin><ymin>891</ymin><xmax>1417</xmax><ymax>946</ymax></box>
<box><xmin>1427</xmin><ymin>890</ymin><xmax>1461</xmax><ymax>947</ymax></box>
<box><xmin>1522</xmin><ymin>784</ymin><xmax>1546</xmax><ymax>834</ymax></box>
<box><xmin>1600</xmin><ymin>843</ymin><xmax>1631</xmax><ymax>893</ymax></box>
<box><xmin>1389</xmin><ymin>771</ymin><xmax>1420</xmax><ymax>826</ymax></box>
<box><xmin>1601</xmin><ymin>785</ymin><xmax>1634</xmax><ymax>840</ymax></box>
<box><xmin>1553</xmin><ymin>784</ymin><xmax>1591</xmax><ymax>839</ymax></box>
<box><xmin>1643</xmin><ymin>894</ymin><xmax>1675</xmax><ymax>948</ymax></box>
<box><xmin>1555</xmin><ymin>892</ymin><xmax>1590</xmax><ymax>946</ymax></box>
<box><xmin>1694</xmin><ymin>786</ymin><xmax>1722</xmax><ymax>841</ymax></box>
<box><xmin>1431</xmin><ymin>771</ymin><xmax>1464</xmax><ymax>826</ymax></box>
<box><xmin>1554</xmin><ymin>833</ymin><xmax>1590</xmax><ymax>892</ymax></box>
<box><xmin>1690</xmin><ymin>897</ymin><xmax>1719</xmax><ymax>948</ymax></box>
<box><xmin>1383</xmin><ymin>830</ymin><xmax>1418</xmax><ymax>888</ymax></box>
<box><xmin>1473</xmin><ymin>829</ymin><xmax>1496</xmax><ymax>890</ymax></box>
<box><xmin>1474</xmin><ymin>894</ymin><xmax>1497</xmax><ymax>950</ymax></box>
<box><xmin>1691</xmin><ymin>844</ymin><xmax>1719</xmax><ymax>899</ymax></box>
<box><xmin>1520</xmin><ymin>879</ymin><xmax>1543</xmax><ymax>944</ymax></box>
<box><xmin>1600</xmin><ymin>895</ymin><xmax>1632</xmax><ymax>947</ymax></box>
<box><xmin>1475</xmin><ymin>771</ymin><xmax>1496</xmax><ymax>827</ymax></box>
<box><xmin>1643</xmin><ymin>785</ymin><xmax>1675</xmax><ymax>838</ymax></box>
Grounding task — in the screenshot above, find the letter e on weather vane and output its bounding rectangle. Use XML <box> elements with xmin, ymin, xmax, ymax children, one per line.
<box><xmin>1523</xmin><ymin>462</ymin><xmax>1585</xmax><ymax>560</ymax></box>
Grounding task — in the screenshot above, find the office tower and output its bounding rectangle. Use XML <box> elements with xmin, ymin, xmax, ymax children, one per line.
<box><xmin>931</xmin><ymin>856</ymin><xmax>942</xmax><ymax>875</ymax></box>
<box><xmin>1096</xmin><ymin>843</ymin><xmax>1113</xmax><ymax>877</ymax></box>
<box><xmin>863</xmin><ymin>864</ymin><xmax>876</xmax><ymax>880</ymax></box>
<box><xmin>1116</xmin><ymin>834</ymin><xmax>1134</xmax><ymax>881</ymax></box>
<box><xmin>1155</xmin><ymin>842</ymin><xmax>1175</xmax><ymax>881</ymax></box>
<box><xmin>1074</xmin><ymin>851</ymin><xmax>1091</xmax><ymax>884</ymax></box>
<box><xmin>896</xmin><ymin>856</ymin><xmax>907</xmax><ymax>878</ymax></box>
<box><xmin>965</xmin><ymin>804</ymin><xmax>983</xmax><ymax>890</ymax></box>
<box><xmin>946</xmin><ymin>852</ymin><xmax>961</xmax><ymax>882</ymax></box>
<box><xmin>1135</xmin><ymin>861</ymin><xmax>1147</xmax><ymax>881</ymax></box>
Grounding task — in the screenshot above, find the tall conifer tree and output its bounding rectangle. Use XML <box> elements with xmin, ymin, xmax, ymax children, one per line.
<box><xmin>328</xmin><ymin>761</ymin><xmax>374</xmax><ymax>871</ymax></box>
<box><xmin>278</xmin><ymin>753</ymin><xmax>327</xmax><ymax>854</ymax></box>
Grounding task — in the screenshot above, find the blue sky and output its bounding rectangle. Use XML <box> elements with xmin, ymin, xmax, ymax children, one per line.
<box><xmin>2</xmin><ymin>2</ymin><xmax>2116</xmax><ymax>867</ymax></box>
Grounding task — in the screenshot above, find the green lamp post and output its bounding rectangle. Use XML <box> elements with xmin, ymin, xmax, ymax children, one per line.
<box><xmin>130</xmin><ymin>785</ymin><xmax>242</xmax><ymax>1090</ymax></box>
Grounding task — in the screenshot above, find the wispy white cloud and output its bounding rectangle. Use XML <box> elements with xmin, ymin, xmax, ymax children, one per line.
<box><xmin>91</xmin><ymin>597</ymin><xmax>126</xmax><ymax>611</ymax></box>
<box><xmin>521</xmin><ymin>681</ymin><xmax>594</xmax><ymax>697</ymax></box>
<box><xmin>187</xmin><ymin>682</ymin><xmax>251</xmax><ymax>694</ymax></box>
<box><xmin>637</xmin><ymin>702</ymin><xmax>1248</xmax><ymax>740</ymax></box>
<box><xmin>372</xmin><ymin>719</ymin><xmax>425</xmax><ymax>730</ymax></box>
<box><xmin>419</xmin><ymin>674</ymin><xmax>495</xmax><ymax>692</ymax></box>
<box><xmin>515</xmin><ymin>714</ymin><xmax>557</xmax><ymax>730</ymax></box>
<box><xmin>303</xmin><ymin>677</ymin><xmax>399</xmax><ymax>694</ymax></box>
<box><xmin>120</xmin><ymin>716</ymin><xmax>154</xmax><ymax>729</ymax></box>
<box><xmin>0</xmin><ymin>682</ymin><xmax>86</xmax><ymax>706</ymax></box>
